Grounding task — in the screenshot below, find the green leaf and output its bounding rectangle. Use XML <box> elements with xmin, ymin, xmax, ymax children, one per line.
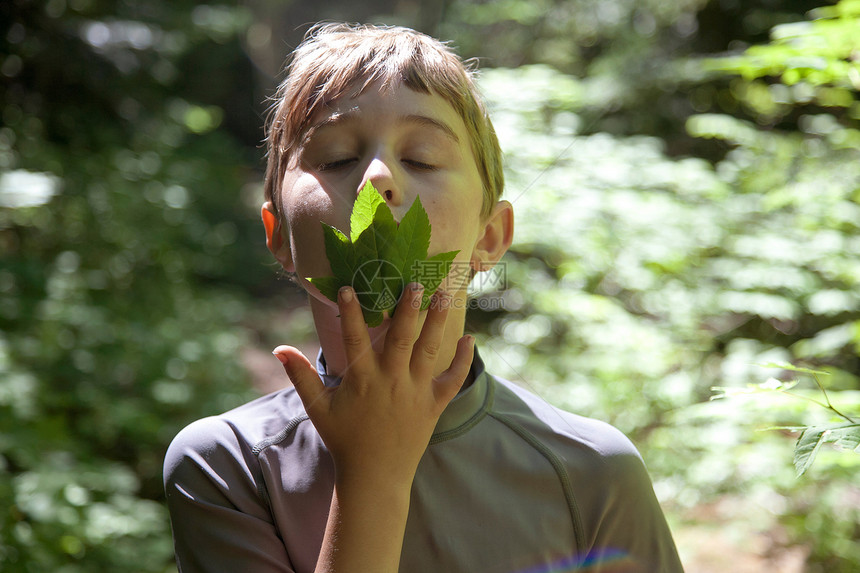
<box><xmin>364</xmin><ymin>309</ymin><xmax>384</xmax><ymax>328</ymax></box>
<box><xmin>321</xmin><ymin>222</ymin><xmax>356</xmax><ymax>281</ymax></box>
<box><xmin>832</xmin><ymin>425</ymin><xmax>860</xmax><ymax>452</ymax></box>
<box><xmin>306</xmin><ymin>182</ymin><xmax>460</xmax><ymax>326</ymax></box>
<box><xmin>757</xmin><ymin>362</ymin><xmax>830</xmax><ymax>376</ymax></box>
<box><xmin>307</xmin><ymin>224</ymin><xmax>354</xmax><ymax>300</ymax></box>
<box><xmin>413</xmin><ymin>250</ymin><xmax>460</xmax><ymax>309</ymax></box>
<box><xmin>350</xmin><ymin>181</ymin><xmax>387</xmax><ymax>242</ymax></box>
<box><xmin>709</xmin><ymin>377</ymin><xmax>799</xmax><ymax>400</ymax></box>
<box><xmin>350</xmin><ymin>184</ymin><xmax>398</xmax><ymax>289</ymax></box>
<box><xmin>353</xmin><ymin>219</ymin><xmax>395</xmax><ymax>273</ymax></box>
<box><xmin>795</xmin><ymin>427</ymin><xmax>826</xmax><ymax>477</ymax></box>
<box><xmin>391</xmin><ymin>195</ymin><xmax>432</xmax><ymax>282</ymax></box>
<box><xmin>794</xmin><ymin>422</ymin><xmax>860</xmax><ymax>477</ymax></box>
<box><xmin>352</xmin><ymin>204</ymin><xmax>400</xmax><ymax>318</ymax></box>
<box><xmin>306</xmin><ymin>276</ymin><xmax>342</xmax><ymax>301</ymax></box>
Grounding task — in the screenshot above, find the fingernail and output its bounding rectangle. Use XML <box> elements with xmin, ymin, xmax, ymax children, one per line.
<box><xmin>339</xmin><ymin>286</ymin><xmax>354</xmax><ymax>303</ymax></box>
<box><xmin>410</xmin><ymin>282</ymin><xmax>424</xmax><ymax>294</ymax></box>
<box><xmin>272</xmin><ymin>347</ymin><xmax>289</xmax><ymax>365</ymax></box>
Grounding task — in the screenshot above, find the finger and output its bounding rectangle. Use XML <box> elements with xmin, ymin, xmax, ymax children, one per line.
<box><xmin>432</xmin><ymin>335</ymin><xmax>475</xmax><ymax>407</ymax></box>
<box><xmin>381</xmin><ymin>282</ymin><xmax>423</xmax><ymax>371</ymax></box>
<box><xmin>272</xmin><ymin>345</ymin><xmax>329</xmax><ymax>416</ymax></box>
<box><xmin>410</xmin><ymin>289</ymin><xmax>452</xmax><ymax>379</ymax></box>
<box><xmin>337</xmin><ymin>286</ymin><xmax>376</xmax><ymax>379</ymax></box>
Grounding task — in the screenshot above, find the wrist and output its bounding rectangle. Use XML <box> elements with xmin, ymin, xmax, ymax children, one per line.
<box><xmin>334</xmin><ymin>467</ymin><xmax>415</xmax><ymax>501</ymax></box>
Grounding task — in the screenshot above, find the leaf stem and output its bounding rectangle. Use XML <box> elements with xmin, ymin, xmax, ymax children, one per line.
<box><xmin>778</xmin><ymin>390</ymin><xmax>835</xmax><ymax>414</ymax></box>
<box><xmin>810</xmin><ymin>373</ymin><xmax>857</xmax><ymax>424</ymax></box>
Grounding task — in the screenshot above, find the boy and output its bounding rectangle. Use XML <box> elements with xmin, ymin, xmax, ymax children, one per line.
<box><xmin>163</xmin><ymin>23</ymin><xmax>684</xmax><ymax>573</ymax></box>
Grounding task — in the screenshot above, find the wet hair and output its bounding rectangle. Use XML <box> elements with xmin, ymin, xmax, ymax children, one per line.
<box><xmin>263</xmin><ymin>23</ymin><xmax>504</xmax><ymax>220</ymax></box>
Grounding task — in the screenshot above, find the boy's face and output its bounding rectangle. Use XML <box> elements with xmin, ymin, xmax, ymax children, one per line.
<box><xmin>267</xmin><ymin>81</ymin><xmax>489</xmax><ymax>308</ymax></box>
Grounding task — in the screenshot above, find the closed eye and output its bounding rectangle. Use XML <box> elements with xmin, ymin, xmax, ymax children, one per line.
<box><xmin>403</xmin><ymin>159</ymin><xmax>436</xmax><ymax>171</ymax></box>
<box><xmin>318</xmin><ymin>158</ymin><xmax>357</xmax><ymax>171</ymax></box>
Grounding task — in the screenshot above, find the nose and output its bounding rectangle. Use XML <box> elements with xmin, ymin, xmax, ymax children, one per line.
<box><xmin>360</xmin><ymin>156</ymin><xmax>402</xmax><ymax>206</ymax></box>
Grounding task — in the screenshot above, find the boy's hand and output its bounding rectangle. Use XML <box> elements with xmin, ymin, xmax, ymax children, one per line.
<box><xmin>273</xmin><ymin>283</ymin><xmax>474</xmax><ymax>488</ymax></box>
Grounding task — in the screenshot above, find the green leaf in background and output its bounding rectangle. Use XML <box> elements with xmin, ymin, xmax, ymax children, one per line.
<box><xmin>758</xmin><ymin>362</ymin><xmax>830</xmax><ymax>377</ymax></box>
<box><xmin>307</xmin><ymin>182</ymin><xmax>460</xmax><ymax>326</ymax></box>
<box><xmin>794</xmin><ymin>422</ymin><xmax>860</xmax><ymax>477</ymax></box>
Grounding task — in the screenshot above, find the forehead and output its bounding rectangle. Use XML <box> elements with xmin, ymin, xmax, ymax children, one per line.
<box><xmin>305</xmin><ymin>81</ymin><xmax>468</xmax><ymax>143</ymax></box>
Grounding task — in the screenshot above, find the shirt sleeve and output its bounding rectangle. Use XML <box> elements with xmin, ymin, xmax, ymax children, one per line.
<box><xmin>163</xmin><ymin>416</ymin><xmax>296</xmax><ymax>573</ymax></box>
<box><xmin>585</xmin><ymin>447</ymin><xmax>684</xmax><ymax>573</ymax></box>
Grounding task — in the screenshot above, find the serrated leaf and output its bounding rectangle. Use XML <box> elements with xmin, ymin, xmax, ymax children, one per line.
<box><xmin>352</xmin><ymin>214</ymin><xmax>401</xmax><ymax>320</ymax></box>
<box><xmin>321</xmin><ymin>222</ymin><xmax>356</xmax><ymax>281</ymax></box>
<box><xmin>373</xmin><ymin>197</ymin><xmax>397</xmax><ymax>241</ymax></box>
<box><xmin>307</xmin><ymin>276</ymin><xmax>342</xmax><ymax>301</ymax></box>
<box><xmin>350</xmin><ymin>181</ymin><xmax>388</xmax><ymax>242</ymax></box>
<box><xmin>794</xmin><ymin>427</ymin><xmax>826</xmax><ymax>477</ymax></box>
<box><xmin>352</xmin><ymin>231</ymin><xmax>384</xmax><ymax>296</ymax></box>
<box><xmin>794</xmin><ymin>422</ymin><xmax>860</xmax><ymax>477</ymax></box>
<box><xmin>353</xmin><ymin>217</ymin><xmax>396</xmax><ymax>272</ymax></box>
<box><xmin>832</xmin><ymin>425</ymin><xmax>860</xmax><ymax>452</ymax></box>
<box><xmin>414</xmin><ymin>250</ymin><xmax>460</xmax><ymax>309</ymax></box>
<box><xmin>352</xmin><ymin>257</ymin><xmax>401</xmax><ymax>318</ymax></box>
<box><xmin>307</xmin><ymin>181</ymin><xmax>460</xmax><ymax>326</ymax></box>
<box><xmin>391</xmin><ymin>195</ymin><xmax>431</xmax><ymax>280</ymax></box>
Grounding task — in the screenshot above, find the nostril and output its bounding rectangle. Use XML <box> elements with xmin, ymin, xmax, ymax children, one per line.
<box><xmin>384</xmin><ymin>190</ymin><xmax>393</xmax><ymax>201</ymax></box>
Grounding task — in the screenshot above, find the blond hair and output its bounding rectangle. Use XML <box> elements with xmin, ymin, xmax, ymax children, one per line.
<box><xmin>263</xmin><ymin>23</ymin><xmax>503</xmax><ymax>220</ymax></box>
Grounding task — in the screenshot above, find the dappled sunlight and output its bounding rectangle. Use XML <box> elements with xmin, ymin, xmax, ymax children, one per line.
<box><xmin>2</xmin><ymin>0</ymin><xmax>859</xmax><ymax>571</ymax></box>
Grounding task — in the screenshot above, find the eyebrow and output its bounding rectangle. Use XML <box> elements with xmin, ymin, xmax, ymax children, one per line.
<box><xmin>400</xmin><ymin>114</ymin><xmax>460</xmax><ymax>144</ymax></box>
<box><xmin>303</xmin><ymin>112</ymin><xmax>460</xmax><ymax>145</ymax></box>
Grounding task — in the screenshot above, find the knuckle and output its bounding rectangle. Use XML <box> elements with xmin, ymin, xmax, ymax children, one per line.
<box><xmin>342</xmin><ymin>332</ymin><xmax>364</xmax><ymax>348</ymax></box>
<box><xmin>389</xmin><ymin>335</ymin><xmax>413</xmax><ymax>353</ymax></box>
<box><xmin>421</xmin><ymin>341</ymin><xmax>441</xmax><ymax>360</ymax></box>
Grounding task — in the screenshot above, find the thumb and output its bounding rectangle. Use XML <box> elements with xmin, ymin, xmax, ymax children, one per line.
<box><xmin>272</xmin><ymin>345</ymin><xmax>328</xmax><ymax>415</ymax></box>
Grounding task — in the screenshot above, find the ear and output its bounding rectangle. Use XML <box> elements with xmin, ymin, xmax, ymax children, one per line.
<box><xmin>261</xmin><ymin>202</ymin><xmax>295</xmax><ymax>272</ymax></box>
<box><xmin>471</xmin><ymin>200</ymin><xmax>514</xmax><ymax>272</ymax></box>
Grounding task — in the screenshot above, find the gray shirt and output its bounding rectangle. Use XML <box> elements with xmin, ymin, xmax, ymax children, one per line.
<box><xmin>164</xmin><ymin>350</ymin><xmax>684</xmax><ymax>572</ymax></box>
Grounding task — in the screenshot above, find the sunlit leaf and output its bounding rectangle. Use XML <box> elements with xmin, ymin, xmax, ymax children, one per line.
<box><xmin>795</xmin><ymin>423</ymin><xmax>860</xmax><ymax>476</ymax></box>
<box><xmin>757</xmin><ymin>362</ymin><xmax>830</xmax><ymax>376</ymax></box>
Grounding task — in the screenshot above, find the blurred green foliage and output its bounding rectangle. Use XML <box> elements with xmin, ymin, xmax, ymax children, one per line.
<box><xmin>470</xmin><ymin>2</ymin><xmax>859</xmax><ymax>568</ymax></box>
<box><xmin>1</xmin><ymin>1</ymin><xmax>263</xmax><ymax>570</ymax></box>
<box><xmin>1</xmin><ymin>0</ymin><xmax>859</xmax><ymax>571</ymax></box>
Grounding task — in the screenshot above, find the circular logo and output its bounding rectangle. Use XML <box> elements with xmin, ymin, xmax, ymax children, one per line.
<box><xmin>352</xmin><ymin>259</ymin><xmax>404</xmax><ymax>312</ymax></box>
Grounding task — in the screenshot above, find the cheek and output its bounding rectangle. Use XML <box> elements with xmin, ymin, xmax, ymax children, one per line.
<box><xmin>282</xmin><ymin>183</ymin><xmax>349</xmax><ymax>278</ymax></box>
<box><xmin>285</xmin><ymin>207</ymin><xmax>326</xmax><ymax>278</ymax></box>
<box><xmin>424</xmin><ymin>195</ymin><xmax>482</xmax><ymax>258</ymax></box>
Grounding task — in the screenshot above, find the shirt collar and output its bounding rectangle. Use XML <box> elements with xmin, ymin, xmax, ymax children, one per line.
<box><xmin>315</xmin><ymin>346</ymin><xmax>492</xmax><ymax>439</ymax></box>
